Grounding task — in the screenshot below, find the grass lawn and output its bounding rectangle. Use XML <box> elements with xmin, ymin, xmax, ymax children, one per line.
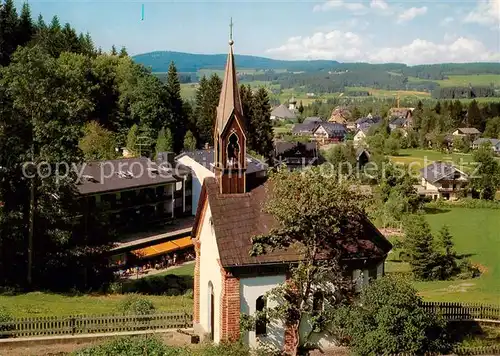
<box><xmin>0</xmin><ymin>293</ymin><xmax>192</xmax><ymax>318</ymax></box>
<box><xmin>273</xmin><ymin>124</ymin><xmax>294</xmax><ymax>135</ymax></box>
<box><xmin>0</xmin><ymin>264</ymin><xmax>195</xmax><ymax>318</ymax></box>
<box><xmin>389</xmin><ymin>148</ymin><xmax>478</xmax><ymax>173</ymax></box>
<box><xmin>180</xmin><ymin>83</ymin><xmax>198</xmax><ymax>100</ymax></box>
<box><xmin>386</xmin><ymin>208</ymin><xmax>500</xmax><ymax>305</ymax></box>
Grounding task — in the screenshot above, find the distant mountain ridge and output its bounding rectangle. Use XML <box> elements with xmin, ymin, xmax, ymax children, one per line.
<box><xmin>132</xmin><ymin>51</ymin><xmax>340</xmax><ymax>73</ymax></box>
<box><xmin>132</xmin><ymin>51</ymin><xmax>500</xmax><ymax>76</ymax></box>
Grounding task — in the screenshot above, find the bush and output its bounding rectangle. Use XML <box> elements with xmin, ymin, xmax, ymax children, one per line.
<box><xmin>122</xmin><ymin>274</ymin><xmax>193</xmax><ymax>295</ymax></box>
<box><xmin>332</xmin><ymin>276</ymin><xmax>451</xmax><ymax>356</ymax></box>
<box><xmin>118</xmin><ymin>295</ymin><xmax>156</xmax><ymax>315</ymax></box>
<box><xmin>0</xmin><ymin>307</ymin><xmax>13</xmax><ymax>338</ymax></box>
<box><xmin>74</xmin><ymin>337</ymin><xmax>254</xmax><ymax>356</ymax></box>
<box><xmin>73</xmin><ymin>336</ymin><xmax>184</xmax><ymax>356</ymax></box>
<box><xmin>426</xmin><ymin>198</ymin><xmax>500</xmax><ymax>210</ymax></box>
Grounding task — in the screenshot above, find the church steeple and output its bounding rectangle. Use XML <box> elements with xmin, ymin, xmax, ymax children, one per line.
<box><xmin>213</xmin><ymin>19</ymin><xmax>247</xmax><ymax>194</ymax></box>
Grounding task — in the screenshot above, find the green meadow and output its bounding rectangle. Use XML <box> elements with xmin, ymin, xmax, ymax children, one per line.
<box><xmin>386</xmin><ymin>208</ymin><xmax>500</xmax><ymax>305</ymax></box>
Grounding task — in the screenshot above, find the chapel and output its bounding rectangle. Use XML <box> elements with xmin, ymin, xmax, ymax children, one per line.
<box><xmin>191</xmin><ymin>29</ymin><xmax>392</xmax><ymax>351</ymax></box>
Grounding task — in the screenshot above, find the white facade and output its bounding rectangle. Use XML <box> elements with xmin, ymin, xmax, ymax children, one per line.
<box><xmin>196</xmin><ymin>203</ymin><xmax>223</xmax><ymax>342</ymax></box>
<box><xmin>240</xmin><ymin>275</ymin><xmax>286</xmax><ymax>349</ymax></box>
<box><xmin>176</xmin><ymin>156</ymin><xmax>215</xmax><ymax>215</ymax></box>
<box><xmin>353</xmin><ymin>131</ymin><xmax>366</xmax><ymax>147</ymax></box>
<box><xmin>238</xmin><ymin>262</ymin><xmax>385</xmax><ymax>351</ymax></box>
<box><xmin>419</xmin><ymin>175</ymin><xmax>469</xmax><ymax>201</ymax></box>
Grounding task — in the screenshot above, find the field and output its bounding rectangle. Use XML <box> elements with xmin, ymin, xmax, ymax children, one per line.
<box><xmin>413</xmin><ymin>74</ymin><xmax>500</xmax><ymax>88</ymax></box>
<box><xmin>389</xmin><ymin>148</ymin><xmax>478</xmax><ymax>173</ymax></box>
<box><xmin>345</xmin><ymin>86</ymin><xmax>431</xmax><ymax>99</ymax></box>
<box><xmin>0</xmin><ymin>264</ymin><xmax>195</xmax><ymax>318</ymax></box>
<box><xmin>386</xmin><ymin>208</ymin><xmax>500</xmax><ymax>305</ymax></box>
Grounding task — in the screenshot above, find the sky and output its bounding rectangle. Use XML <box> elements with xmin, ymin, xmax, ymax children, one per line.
<box><xmin>13</xmin><ymin>0</ymin><xmax>500</xmax><ymax>65</ymax></box>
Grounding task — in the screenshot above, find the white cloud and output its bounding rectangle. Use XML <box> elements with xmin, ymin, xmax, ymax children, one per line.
<box><xmin>464</xmin><ymin>0</ymin><xmax>500</xmax><ymax>27</ymax></box>
<box><xmin>313</xmin><ymin>0</ymin><xmax>367</xmax><ymax>14</ymax></box>
<box><xmin>370</xmin><ymin>0</ymin><xmax>389</xmax><ymax>11</ymax></box>
<box><xmin>440</xmin><ymin>17</ymin><xmax>454</xmax><ymax>26</ymax></box>
<box><xmin>266</xmin><ymin>30</ymin><xmax>500</xmax><ymax>65</ymax></box>
<box><xmin>397</xmin><ymin>6</ymin><xmax>428</xmax><ymax>23</ymax></box>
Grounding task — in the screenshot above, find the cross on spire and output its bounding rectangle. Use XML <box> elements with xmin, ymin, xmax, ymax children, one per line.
<box><xmin>229</xmin><ymin>17</ymin><xmax>234</xmax><ymax>45</ymax></box>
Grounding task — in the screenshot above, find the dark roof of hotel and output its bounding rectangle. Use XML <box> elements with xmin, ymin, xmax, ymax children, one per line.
<box><xmin>175</xmin><ymin>149</ymin><xmax>267</xmax><ymax>175</ymax></box>
<box><xmin>192</xmin><ymin>177</ymin><xmax>392</xmax><ymax>268</ymax></box>
<box><xmin>76</xmin><ymin>157</ymin><xmax>189</xmax><ymax>195</ymax></box>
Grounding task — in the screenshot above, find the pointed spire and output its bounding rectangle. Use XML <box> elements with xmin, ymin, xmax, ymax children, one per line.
<box><xmin>215</xmin><ymin>18</ymin><xmax>243</xmax><ymax>136</ymax></box>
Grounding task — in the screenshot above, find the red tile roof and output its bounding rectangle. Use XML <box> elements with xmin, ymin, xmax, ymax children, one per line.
<box><xmin>193</xmin><ymin>177</ymin><xmax>392</xmax><ymax>268</ymax></box>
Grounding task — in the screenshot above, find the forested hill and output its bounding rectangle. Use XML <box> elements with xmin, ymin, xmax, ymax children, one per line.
<box><xmin>132</xmin><ymin>51</ymin><xmax>339</xmax><ymax>73</ymax></box>
<box><xmin>133</xmin><ymin>51</ymin><xmax>500</xmax><ymax>78</ymax></box>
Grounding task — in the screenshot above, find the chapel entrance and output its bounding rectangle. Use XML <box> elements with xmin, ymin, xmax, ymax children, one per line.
<box><xmin>208</xmin><ymin>281</ymin><xmax>214</xmax><ymax>341</ymax></box>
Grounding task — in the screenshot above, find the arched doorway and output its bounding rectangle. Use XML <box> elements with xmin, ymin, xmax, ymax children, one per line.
<box><xmin>208</xmin><ymin>281</ymin><xmax>214</xmax><ymax>341</ymax></box>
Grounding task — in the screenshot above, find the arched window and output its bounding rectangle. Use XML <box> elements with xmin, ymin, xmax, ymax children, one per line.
<box><xmin>255</xmin><ymin>295</ymin><xmax>267</xmax><ymax>336</ymax></box>
<box><xmin>226</xmin><ymin>133</ymin><xmax>240</xmax><ymax>168</ymax></box>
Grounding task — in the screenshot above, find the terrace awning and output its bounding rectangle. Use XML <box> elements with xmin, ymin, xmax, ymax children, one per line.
<box><xmin>131</xmin><ymin>236</ymin><xmax>193</xmax><ymax>259</ymax></box>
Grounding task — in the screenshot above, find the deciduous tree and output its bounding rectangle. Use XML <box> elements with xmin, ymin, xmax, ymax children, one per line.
<box><xmin>250</xmin><ymin>168</ymin><xmax>369</xmax><ymax>355</ymax></box>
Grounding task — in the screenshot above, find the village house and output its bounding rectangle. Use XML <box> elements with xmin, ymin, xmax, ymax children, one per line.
<box><xmin>416</xmin><ymin>161</ymin><xmax>470</xmax><ymax>201</ymax></box>
<box><xmin>273</xmin><ymin>141</ymin><xmax>319</xmax><ymax>170</ymax></box>
<box><xmin>288</xmin><ymin>96</ymin><xmax>297</xmax><ymax>111</ymax></box>
<box><xmin>329</xmin><ymin>106</ymin><xmax>350</xmax><ymax>125</ymax></box>
<box><xmin>312</xmin><ymin>122</ymin><xmax>347</xmax><ymax>143</ymax></box>
<box><xmin>353</xmin><ymin>127</ymin><xmax>370</xmax><ymax>147</ymax></box>
<box><xmin>303</xmin><ymin>116</ymin><xmax>323</xmax><ymax>124</ymax></box>
<box><xmin>355</xmin><ymin>114</ymin><xmax>382</xmax><ymax>130</ymax></box>
<box><xmin>291</xmin><ymin>122</ymin><xmax>318</xmax><ymax>137</ymax></box>
<box><xmin>191</xmin><ymin>36</ymin><xmax>392</xmax><ymax>352</ymax></box>
<box><xmin>270</xmin><ymin>104</ymin><xmax>296</xmax><ymax>121</ymax></box>
<box><xmin>452</xmin><ymin>127</ymin><xmax>481</xmax><ymax>141</ymax></box>
<box><xmin>472</xmin><ymin>138</ymin><xmax>500</xmax><ymax>154</ymax></box>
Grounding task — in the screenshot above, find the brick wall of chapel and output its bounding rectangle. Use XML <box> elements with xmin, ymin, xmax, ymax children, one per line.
<box><xmin>219</xmin><ymin>262</ymin><xmax>240</xmax><ymax>342</ymax></box>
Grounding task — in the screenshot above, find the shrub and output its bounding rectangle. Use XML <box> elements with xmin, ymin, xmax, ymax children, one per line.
<box><xmin>107</xmin><ymin>281</ymin><xmax>123</xmax><ymax>294</ymax></box>
<box><xmin>332</xmin><ymin>276</ymin><xmax>451</xmax><ymax>356</ymax></box>
<box><xmin>426</xmin><ymin>198</ymin><xmax>500</xmax><ymax>210</ymax></box>
<box><xmin>74</xmin><ymin>337</ymin><xmax>254</xmax><ymax>356</ymax></box>
<box><xmin>118</xmin><ymin>295</ymin><xmax>156</xmax><ymax>315</ymax></box>
<box><xmin>122</xmin><ymin>274</ymin><xmax>193</xmax><ymax>295</ymax></box>
<box><xmin>0</xmin><ymin>307</ymin><xmax>13</xmax><ymax>338</ymax></box>
<box><xmin>73</xmin><ymin>336</ymin><xmax>184</xmax><ymax>356</ymax></box>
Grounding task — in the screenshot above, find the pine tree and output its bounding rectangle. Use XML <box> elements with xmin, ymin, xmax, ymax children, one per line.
<box><xmin>16</xmin><ymin>2</ymin><xmax>34</xmax><ymax>49</ymax></box>
<box><xmin>250</xmin><ymin>87</ymin><xmax>274</xmax><ymax>160</ymax></box>
<box><xmin>434</xmin><ymin>101</ymin><xmax>441</xmax><ymax>115</ymax></box>
<box><xmin>467</xmin><ymin>99</ymin><xmax>482</xmax><ymax>130</ymax></box>
<box><xmin>404</xmin><ymin>215</ymin><xmax>438</xmax><ymax>280</ymax></box>
<box><xmin>126</xmin><ymin>124</ymin><xmax>139</xmax><ymax>155</ymax></box>
<box><xmin>298</xmin><ymin>100</ymin><xmax>304</xmax><ymax>115</ymax></box>
<box><xmin>119</xmin><ymin>46</ymin><xmax>128</xmax><ymax>58</ymax></box>
<box><xmin>0</xmin><ymin>0</ymin><xmax>19</xmax><ymax>66</ymax></box>
<box><xmin>110</xmin><ymin>45</ymin><xmax>117</xmax><ymax>55</ymax></box>
<box><xmin>61</xmin><ymin>23</ymin><xmax>80</xmax><ymax>53</ymax></box>
<box><xmin>183</xmin><ymin>130</ymin><xmax>197</xmax><ymax>151</ymax></box>
<box><xmin>437</xmin><ymin>225</ymin><xmax>457</xmax><ymax>279</ymax></box>
<box><xmin>438</xmin><ymin>225</ymin><xmax>454</xmax><ymax>258</ymax></box>
<box><xmin>155</xmin><ymin>127</ymin><xmax>173</xmax><ymax>156</ymax></box>
<box><xmin>195</xmin><ymin>74</ymin><xmax>221</xmax><ymax>146</ymax></box>
<box><xmin>165</xmin><ymin>61</ymin><xmax>185</xmax><ymax>153</ymax></box>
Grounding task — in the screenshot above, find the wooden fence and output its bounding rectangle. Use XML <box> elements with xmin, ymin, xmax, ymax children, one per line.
<box><xmin>0</xmin><ymin>312</ymin><xmax>192</xmax><ymax>338</ymax></box>
<box><xmin>420</xmin><ymin>302</ymin><xmax>500</xmax><ymax>321</ymax></box>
